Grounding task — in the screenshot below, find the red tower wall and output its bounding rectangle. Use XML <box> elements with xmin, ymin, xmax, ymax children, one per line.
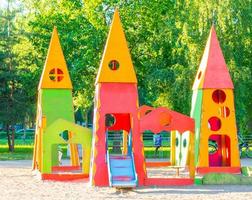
<box><xmin>91</xmin><ymin>83</ymin><xmax>146</xmax><ymax>186</ymax></box>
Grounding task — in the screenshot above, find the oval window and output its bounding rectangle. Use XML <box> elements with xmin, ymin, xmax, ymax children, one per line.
<box><xmin>197</xmin><ymin>71</ymin><xmax>202</xmax><ymax>79</ymax></box>
<box><xmin>175</xmin><ymin>137</ymin><xmax>179</xmax><ymax>147</ymax></box>
<box><xmin>183</xmin><ymin>139</ymin><xmax>187</xmax><ymax>148</ymax></box>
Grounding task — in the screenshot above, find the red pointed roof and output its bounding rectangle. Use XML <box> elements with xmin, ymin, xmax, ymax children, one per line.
<box><xmin>193</xmin><ymin>26</ymin><xmax>234</xmax><ymax>89</ymax></box>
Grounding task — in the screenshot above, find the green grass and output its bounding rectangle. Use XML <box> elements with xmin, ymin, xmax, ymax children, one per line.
<box><xmin>0</xmin><ymin>145</ymin><xmax>34</xmax><ymax>160</ymax></box>
<box><xmin>241</xmin><ymin>166</ymin><xmax>252</xmax><ymax>176</ymax></box>
<box><xmin>0</xmin><ymin>138</ymin><xmax>34</xmax><ymax>160</ymax></box>
<box><xmin>0</xmin><ymin>137</ymin><xmax>170</xmax><ymax>160</ymax></box>
<box><xmin>0</xmin><ymin>139</ymin><xmax>34</xmax><ymax>145</ymax></box>
<box><xmin>203</xmin><ymin>173</ymin><xmax>252</xmax><ymax>185</ymax></box>
<box><xmin>0</xmin><ymin>144</ymin><xmax>170</xmax><ymax>160</ymax></box>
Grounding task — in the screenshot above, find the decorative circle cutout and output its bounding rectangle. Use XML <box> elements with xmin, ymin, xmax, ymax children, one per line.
<box><xmin>175</xmin><ymin>137</ymin><xmax>179</xmax><ymax>147</ymax></box>
<box><xmin>212</xmin><ymin>90</ymin><xmax>226</xmax><ymax>104</ymax></box>
<box><xmin>49</xmin><ymin>68</ymin><xmax>64</xmax><ymax>82</ymax></box>
<box><xmin>105</xmin><ymin>114</ymin><xmax>116</xmax><ymax>127</ymax></box>
<box><xmin>59</xmin><ymin>130</ymin><xmax>69</xmax><ymax>142</ymax></box>
<box><xmin>159</xmin><ymin>112</ymin><xmax>172</xmax><ymax>127</ymax></box>
<box><xmin>108</xmin><ymin>60</ymin><xmax>120</xmax><ymax>70</ymax></box>
<box><xmin>219</xmin><ymin>106</ymin><xmax>230</xmax><ymax>118</ymax></box>
<box><xmin>197</xmin><ymin>71</ymin><xmax>202</xmax><ymax>79</ymax></box>
<box><xmin>183</xmin><ymin>139</ymin><xmax>187</xmax><ymax>148</ymax></box>
<box><xmin>208</xmin><ymin>116</ymin><xmax>221</xmax><ymax>131</ymax></box>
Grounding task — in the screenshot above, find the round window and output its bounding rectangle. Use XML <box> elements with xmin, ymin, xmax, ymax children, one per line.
<box><xmin>208</xmin><ymin>116</ymin><xmax>221</xmax><ymax>131</ymax></box>
<box><xmin>212</xmin><ymin>89</ymin><xmax>226</xmax><ymax>104</ymax></box>
<box><xmin>105</xmin><ymin>114</ymin><xmax>116</xmax><ymax>127</ymax></box>
<box><xmin>108</xmin><ymin>60</ymin><xmax>120</xmax><ymax>70</ymax></box>
<box><xmin>49</xmin><ymin>68</ymin><xmax>64</xmax><ymax>82</ymax></box>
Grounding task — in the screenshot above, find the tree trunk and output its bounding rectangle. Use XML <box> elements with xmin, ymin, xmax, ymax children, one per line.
<box><xmin>84</xmin><ymin>110</ymin><xmax>88</xmax><ymax>128</ymax></box>
<box><xmin>6</xmin><ymin>124</ymin><xmax>12</xmax><ymax>152</ymax></box>
<box><xmin>11</xmin><ymin>125</ymin><xmax>15</xmax><ymax>152</ymax></box>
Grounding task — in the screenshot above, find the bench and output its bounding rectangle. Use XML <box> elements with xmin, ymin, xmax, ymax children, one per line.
<box><xmin>168</xmin><ymin>166</ymin><xmax>184</xmax><ymax>177</ymax></box>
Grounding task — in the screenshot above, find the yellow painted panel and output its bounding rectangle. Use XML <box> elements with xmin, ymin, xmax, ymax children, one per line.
<box><xmin>95</xmin><ymin>9</ymin><xmax>137</xmax><ymax>84</ymax></box>
<box><xmin>198</xmin><ymin>89</ymin><xmax>240</xmax><ymax>167</ymax></box>
<box><xmin>122</xmin><ymin>130</ymin><xmax>128</xmax><ymax>155</ymax></box>
<box><xmin>69</xmin><ymin>131</ymin><xmax>80</xmax><ymax>166</ymax></box>
<box><xmin>38</xmin><ymin>27</ymin><xmax>73</xmax><ymax>89</ymax></box>
<box><xmin>189</xmin><ymin>132</ymin><xmax>195</xmax><ymax>178</ymax></box>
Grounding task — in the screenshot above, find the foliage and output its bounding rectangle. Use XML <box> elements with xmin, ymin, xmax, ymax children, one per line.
<box><xmin>0</xmin><ymin>0</ymin><xmax>35</xmax><ymax>151</ymax></box>
<box><xmin>0</xmin><ymin>0</ymin><xmax>252</xmax><ymax>152</ymax></box>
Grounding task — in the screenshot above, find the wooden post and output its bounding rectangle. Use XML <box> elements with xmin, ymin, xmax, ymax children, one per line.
<box><xmin>170</xmin><ymin>130</ymin><xmax>176</xmax><ymax>165</ymax></box>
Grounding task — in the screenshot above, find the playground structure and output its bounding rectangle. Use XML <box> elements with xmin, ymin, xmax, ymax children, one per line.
<box><xmin>191</xmin><ymin>26</ymin><xmax>240</xmax><ymax>175</ymax></box>
<box><xmin>89</xmin><ymin>10</ymin><xmax>195</xmax><ymax>187</ymax></box>
<box><xmin>32</xmin><ymin>27</ymin><xmax>92</xmax><ymax>181</ymax></box>
<box><xmin>32</xmin><ymin>10</ymin><xmax>241</xmax><ymax>187</ymax></box>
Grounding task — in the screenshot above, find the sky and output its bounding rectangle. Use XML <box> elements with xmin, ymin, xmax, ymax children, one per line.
<box><xmin>0</xmin><ymin>0</ymin><xmax>8</xmax><ymax>9</ymax></box>
<box><xmin>0</xmin><ymin>0</ymin><xmax>21</xmax><ymax>9</ymax></box>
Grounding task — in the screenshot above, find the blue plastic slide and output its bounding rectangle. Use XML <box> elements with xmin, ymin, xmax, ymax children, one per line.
<box><xmin>107</xmin><ymin>152</ymin><xmax>138</xmax><ymax>188</ymax></box>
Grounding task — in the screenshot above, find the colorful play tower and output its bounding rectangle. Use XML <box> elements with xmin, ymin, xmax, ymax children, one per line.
<box><xmin>191</xmin><ymin>26</ymin><xmax>240</xmax><ymax>174</ymax></box>
<box><xmin>89</xmin><ymin>9</ymin><xmax>145</xmax><ymax>187</ymax></box>
<box><xmin>90</xmin><ymin>9</ymin><xmax>196</xmax><ymax>187</ymax></box>
<box><xmin>32</xmin><ymin>27</ymin><xmax>92</xmax><ymax>180</ymax></box>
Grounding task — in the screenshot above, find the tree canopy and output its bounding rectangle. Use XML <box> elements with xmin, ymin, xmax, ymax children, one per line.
<box><xmin>0</xmin><ymin>0</ymin><xmax>251</xmax><ymax>137</ymax></box>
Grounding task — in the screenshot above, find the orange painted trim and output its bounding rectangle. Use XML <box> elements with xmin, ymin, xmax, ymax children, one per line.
<box><xmin>52</xmin><ymin>165</ymin><xmax>81</xmax><ymax>172</ymax></box>
<box><xmin>146</xmin><ymin>161</ymin><xmax>171</xmax><ymax>168</ymax></box>
<box><xmin>144</xmin><ymin>178</ymin><xmax>194</xmax><ymax>186</ymax></box>
<box><xmin>197</xmin><ymin>167</ymin><xmax>241</xmax><ymax>174</ymax></box>
<box><xmin>41</xmin><ymin>173</ymin><xmax>89</xmax><ymax>181</ymax></box>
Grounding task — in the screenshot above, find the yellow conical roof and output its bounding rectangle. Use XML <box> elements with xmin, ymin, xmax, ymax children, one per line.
<box><xmin>95</xmin><ymin>9</ymin><xmax>137</xmax><ymax>84</ymax></box>
<box><xmin>38</xmin><ymin>27</ymin><xmax>73</xmax><ymax>89</ymax></box>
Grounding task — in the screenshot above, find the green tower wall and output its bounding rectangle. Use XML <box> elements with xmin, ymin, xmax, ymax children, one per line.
<box><xmin>41</xmin><ymin>89</ymin><xmax>75</xmax><ymax>125</ymax></box>
<box><xmin>41</xmin><ymin>89</ymin><xmax>75</xmax><ymax>171</ymax></box>
<box><xmin>190</xmin><ymin>89</ymin><xmax>203</xmax><ymax>166</ymax></box>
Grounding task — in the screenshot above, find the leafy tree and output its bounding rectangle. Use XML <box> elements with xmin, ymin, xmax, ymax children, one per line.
<box><xmin>0</xmin><ymin>0</ymin><xmax>33</xmax><ymax>151</ymax></box>
<box><xmin>1</xmin><ymin>0</ymin><xmax>251</xmax><ymax>142</ymax></box>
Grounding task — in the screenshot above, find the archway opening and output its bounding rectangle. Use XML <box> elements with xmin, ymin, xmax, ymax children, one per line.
<box><xmin>208</xmin><ymin>134</ymin><xmax>231</xmax><ymax>167</ymax></box>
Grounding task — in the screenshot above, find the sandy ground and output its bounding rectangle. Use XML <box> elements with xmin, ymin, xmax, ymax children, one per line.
<box><xmin>0</xmin><ymin>159</ymin><xmax>252</xmax><ymax>200</ymax></box>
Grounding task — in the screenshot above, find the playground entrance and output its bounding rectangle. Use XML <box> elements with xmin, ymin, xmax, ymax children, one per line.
<box><xmin>208</xmin><ymin>134</ymin><xmax>231</xmax><ymax>167</ymax></box>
